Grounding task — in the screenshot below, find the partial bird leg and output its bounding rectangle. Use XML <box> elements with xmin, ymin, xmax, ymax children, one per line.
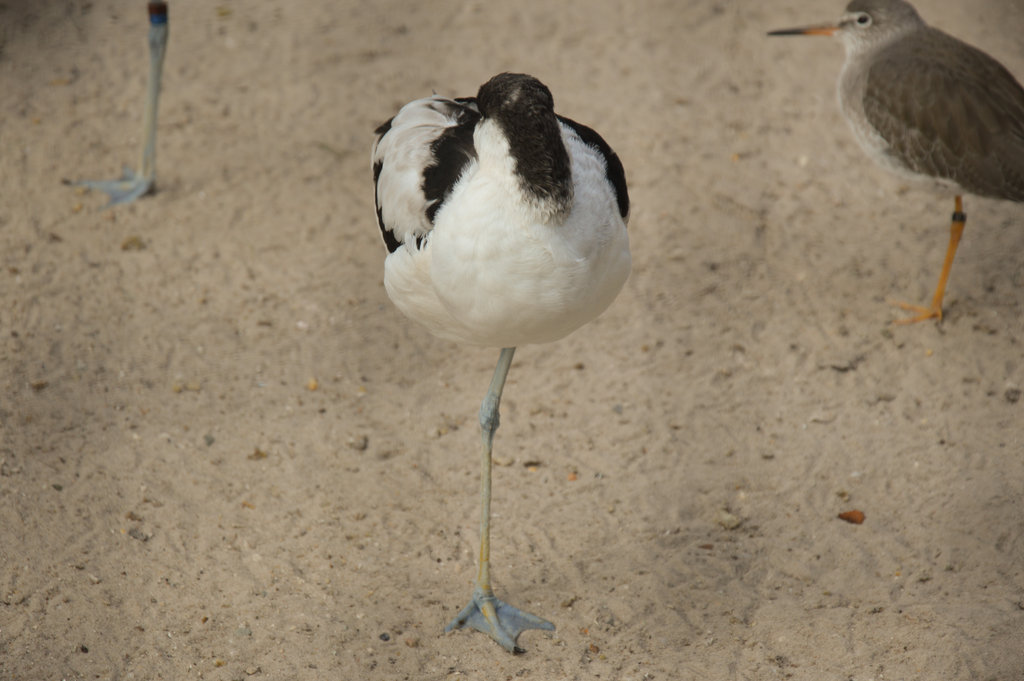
<box><xmin>71</xmin><ymin>2</ymin><xmax>168</xmax><ymax>206</ymax></box>
<box><xmin>893</xmin><ymin>195</ymin><xmax>966</xmax><ymax>324</ymax></box>
<box><xmin>445</xmin><ymin>347</ymin><xmax>555</xmax><ymax>653</ymax></box>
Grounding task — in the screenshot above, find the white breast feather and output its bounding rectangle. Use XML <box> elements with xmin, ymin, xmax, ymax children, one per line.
<box><xmin>378</xmin><ymin>110</ymin><xmax>630</xmax><ymax>347</ymax></box>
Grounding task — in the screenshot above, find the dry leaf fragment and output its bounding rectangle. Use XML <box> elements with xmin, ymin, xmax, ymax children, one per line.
<box><xmin>838</xmin><ymin>509</ymin><xmax>865</xmax><ymax>524</ymax></box>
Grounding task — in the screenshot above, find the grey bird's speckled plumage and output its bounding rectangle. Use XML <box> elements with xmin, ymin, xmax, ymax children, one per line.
<box><xmin>770</xmin><ymin>0</ymin><xmax>1024</xmax><ymax>322</ymax></box>
<box><xmin>838</xmin><ymin>0</ymin><xmax>1024</xmax><ymax>200</ymax></box>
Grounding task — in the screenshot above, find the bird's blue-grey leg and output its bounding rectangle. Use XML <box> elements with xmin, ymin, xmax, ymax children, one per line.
<box><xmin>445</xmin><ymin>346</ymin><xmax>555</xmax><ymax>653</ymax></box>
<box><xmin>72</xmin><ymin>2</ymin><xmax>168</xmax><ymax>206</ymax></box>
<box><xmin>893</xmin><ymin>195</ymin><xmax>966</xmax><ymax>324</ymax></box>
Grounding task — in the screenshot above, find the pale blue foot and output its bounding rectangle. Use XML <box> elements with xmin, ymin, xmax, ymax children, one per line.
<box><xmin>445</xmin><ymin>585</ymin><xmax>555</xmax><ymax>653</ymax></box>
<box><xmin>69</xmin><ymin>3</ymin><xmax>166</xmax><ymax>208</ymax></box>
<box><xmin>73</xmin><ymin>167</ymin><xmax>154</xmax><ymax>206</ymax></box>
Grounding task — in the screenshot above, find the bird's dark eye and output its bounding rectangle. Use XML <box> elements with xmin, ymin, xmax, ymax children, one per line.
<box><xmin>855</xmin><ymin>13</ymin><xmax>871</xmax><ymax>26</ymax></box>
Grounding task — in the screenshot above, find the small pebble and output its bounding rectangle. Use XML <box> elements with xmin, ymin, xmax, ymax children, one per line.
<box><xmin>714</xmin><ymin>509</ymin><xmax>742</xmax><ymax>530</ymax></box>
<box><xmin>127</xmin><ymin>527</ymin><xmax>151</xmax><ymax>542</ymax></box>
<box><xmin>121</xmin><ymin>235</ymin><xmax>146</xmax><ymax>251</ymax></box>
<box><xmin>379</xmin><ymin>632</ymin><xmax>390</xmax><ymax>641</ymax></box>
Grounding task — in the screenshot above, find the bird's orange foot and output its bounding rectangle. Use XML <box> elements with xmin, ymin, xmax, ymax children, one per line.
<box><xmin>891</xmin><ymin>300</ymin><xmax>943</xmax><ymax>325</ymax></box>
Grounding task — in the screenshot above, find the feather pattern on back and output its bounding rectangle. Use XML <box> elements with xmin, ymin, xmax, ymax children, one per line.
<box><xmin>861</xmin><ymin>28</ymin><xmax>1024</xmax><ymax>200</ymax></box>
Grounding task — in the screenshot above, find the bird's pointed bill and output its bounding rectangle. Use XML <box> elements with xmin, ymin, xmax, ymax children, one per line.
<box><xmin>767</xmin><ymin>25</ymin><xmax>839</xmax><ymax>37</ymax></box>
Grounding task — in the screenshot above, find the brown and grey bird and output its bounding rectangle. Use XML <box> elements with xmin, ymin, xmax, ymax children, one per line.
<box><xmin>769</xmin><ymin>0</ymin><xmax>1024</xmax><ymax>323</ymax></box>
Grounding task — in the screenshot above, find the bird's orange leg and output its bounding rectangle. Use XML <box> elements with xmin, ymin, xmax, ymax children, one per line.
<box><xmin>893</xmin><ymin>195</ymin><xmax>966</xmax><ymax>324</ymax></box>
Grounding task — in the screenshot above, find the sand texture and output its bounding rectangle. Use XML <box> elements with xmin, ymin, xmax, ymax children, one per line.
<box><xmin>2</xmin><ymin>1</ymin><xmax>1023</xmax><ymax>678</ymax></box>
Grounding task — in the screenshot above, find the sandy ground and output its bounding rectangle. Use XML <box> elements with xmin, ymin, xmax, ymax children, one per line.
<box><xmin>2</xmin><ymin>0</ymin><xmax>1024</xmax><ymax>679</ymax></box>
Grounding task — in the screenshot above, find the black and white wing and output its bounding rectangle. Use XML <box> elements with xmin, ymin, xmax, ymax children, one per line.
<box><xmin>372</xmin><ymin>95</ymin><xmax>481</xmax><ymax>253</ymax></box>
<box><xmin>556</xmin><ymin>114</ymin><xmax>630</xmax><ymax>222</ymax></box>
